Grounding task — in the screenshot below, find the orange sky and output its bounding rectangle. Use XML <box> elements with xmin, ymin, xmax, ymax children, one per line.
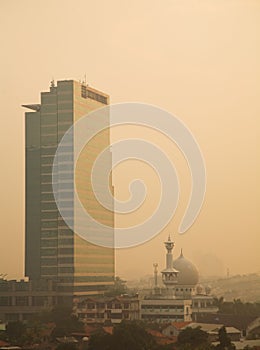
<box><xmin>0</xmin><ymin>0</ymin><xmax>259</xmax><ymax>280</ymax></box>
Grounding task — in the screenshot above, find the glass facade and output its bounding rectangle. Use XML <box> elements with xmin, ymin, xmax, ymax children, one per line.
<box><xmin>25</xmin><ymin>80</ymin><xmax>115</xmax><ymax>299</ymax></box>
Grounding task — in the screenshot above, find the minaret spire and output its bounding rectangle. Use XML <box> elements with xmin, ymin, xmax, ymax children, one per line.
<box><xmin>161</xmin><ymin>235</ymin><xmax>179</xmax><ymax>295</ymax></box>
<box><xmin>153</xmin><ymin>263</ymin><xmax>158</xmax><ymax>289</ymax></box>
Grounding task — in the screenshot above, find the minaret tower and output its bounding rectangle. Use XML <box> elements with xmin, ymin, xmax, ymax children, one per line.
<box><xmin>153</xmin><ymin>263</ymin><xmax>158</xmax><ymax>288</ymax></box>
<box><xmin>161</xmin><ymin>235</ymin><xmax>179</xmax><ymax>295</ymax></box>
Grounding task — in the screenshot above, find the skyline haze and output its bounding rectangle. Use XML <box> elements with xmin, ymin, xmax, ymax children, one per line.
<box><xmin>0</xmin><ymin>0</ymin><xmax>259</xmax><ymax>281</ymax></box>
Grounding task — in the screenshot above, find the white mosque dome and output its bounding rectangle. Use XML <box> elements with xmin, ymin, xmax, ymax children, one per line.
<box><xmin>173</xmin><ymin>250</ymin><xmax>199</xmax><ymax>286</ymax></box>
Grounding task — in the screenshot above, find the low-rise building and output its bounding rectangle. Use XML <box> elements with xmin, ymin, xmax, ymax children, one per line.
<box><xmin>246</xmin><ymin>317</ymin><xmax>260</xmax><ymax>339</ymax></box>
<box><xmin>162</xmin><ymin>322</ymin><xmax>192</xmax><ymax>337</ymax></box>
<box><xmin>141</xmin><ymin>297</ymin><xmax>192</xmax><ymax>323</ymax></box>
<box><xmin>74</xmin><ymin>296</ymin><xmax>140</xmax><ymax>324</ymax></box>
<box><xmin>0</xmin><ymin>278</ymin><xmax>57</xmax><ymax>323</ymax></box>
<box><xmin>182</xmin><ymin>322</ymin><xmax>241</xmax><ymax>342</ymax></box>
<box><xmin>192</xmin><ymin>294</ymin><xmax>219</xmax><ymax>320</ymax></box>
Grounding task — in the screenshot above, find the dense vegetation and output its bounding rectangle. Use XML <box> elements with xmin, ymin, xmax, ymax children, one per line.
<box><xmin>88</xmin><ymin>321</ymin><xmax>169</xmax><ymax>350</ymax></box>
<box><xmin>213</xmin><ymin>297</ymin><xmax>260</xmax><ymax>317</ymax></box>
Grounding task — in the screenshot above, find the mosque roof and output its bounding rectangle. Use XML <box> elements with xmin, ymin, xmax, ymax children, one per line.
<box><xmin>173</xmin><ymin>249</ymin><xmax>199</xmax><ymax>286</ymax></box>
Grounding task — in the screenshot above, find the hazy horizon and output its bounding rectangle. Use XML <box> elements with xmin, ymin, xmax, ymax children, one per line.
<box><xmin>0</xmin><ymin>0</ymin><xmax>259</xmax><ymax>281</ymax></box>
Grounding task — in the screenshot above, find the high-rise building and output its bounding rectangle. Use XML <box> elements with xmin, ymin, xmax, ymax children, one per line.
<box><xmin>24</xmin><ymin>80</ymin><xmax>115</xmax><ymax>303</ymax></box>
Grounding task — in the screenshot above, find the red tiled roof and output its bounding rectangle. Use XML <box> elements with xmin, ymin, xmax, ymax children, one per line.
<box><xmin>147</xmin><ymin>329</ymin><xmax>165</xmax><ymax>338</ymax></box>
<box><xmin>84</xmin><ymin>324</ymin><xmax>99</xmax><ymax>336</ymax></box>
<box><xmin>103</xmin><ymin>326</ymin><xmax>113</xmax><ymax>335</ymax></box>
<box><xmin>146</xmin><ymin>329</ymin><xmax>177</xmax><ymax>345</ymax></box>
<box><xmin>171</xmin><ymin>321</ymin><xmax>192</xmax><ymax>329</ymax></box>
<box><xmin>0</xmin><ymin>340</ymin><xmax>10</xmax><ymax>347</ymax></box>
<box><xmin>156</xmin><ymin>337</ymin><xmax>177</xmax><ymax>345</ymax></box>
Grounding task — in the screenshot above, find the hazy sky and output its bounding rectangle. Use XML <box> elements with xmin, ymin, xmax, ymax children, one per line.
<box><xmin>0</xmin><ymin>0</ymin><xmax>259</xmax><ymax>280</ymax></box>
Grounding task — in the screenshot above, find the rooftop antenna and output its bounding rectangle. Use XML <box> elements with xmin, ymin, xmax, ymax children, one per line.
<box><xmin>50</xmin><ymin>78</ymin><xmax>55</xmax><ymax>92</ymax></box>
<box><xmin>83</xmin><ymin>73</ymin><xmax>87</xmax><ymax>85</ymax></box>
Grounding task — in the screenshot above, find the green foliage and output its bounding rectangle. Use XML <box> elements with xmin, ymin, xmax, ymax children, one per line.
<box><xmin>177</xmin><ymin>327</ymin><xmax>209</xmax><ymax>349</ymax></box>
<box><xmin>213</xmin><ymin>297</ymin><xmax>224</xmax><ymax>308</ymax></box>
<box><xmin>6</xmin><ymin>321</ymin><xmax>26</xmax><ymax>345</ymax></box>
<box><xmin>88</xmin><ymin>330</ymin><xmax>112</xmax><ymax>350</ymax></box>
<box><xmin>215</xmin><ymin>297</ymin><xmax>260</xmax><ymax>317</ymax></box>
<box><xmin>56</xmin><ymin>343</ymin><xmax>78</xmax><ymax>350</ymax></box>
<box><xmin>88</xmin><ymin>321</ymin><xmax>158</xmax><ymax>350</ymax></box>
<box><xmin>50</xmin><ymin>305</ymin><xmax>84</xmax><ymax>339</ymax></box>
<box><xmin>104</xmin><ymin>276</ymin><xmax>127</xmax><ymax>296</ymax></box>
<box><xmin>215</xmin><ymin>326</ymin><xmax>235</xmax><ymax>350</ymax></box>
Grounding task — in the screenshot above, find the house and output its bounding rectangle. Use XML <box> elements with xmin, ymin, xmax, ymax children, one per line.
<box><xmin>146</xmin><ymin>329</ymin><xmax>177</xmax><ymax>346</ymax></box>
<box><xmin>246</xmin><ymin>317</ymin><xmax>260</xmax><ymax>339</ymax></box>
<box><xmin>182</xmin><ymin>322</ymin><xmax>241</xmax><ymax>342</ymax></box>
<box><xmin>162</xmin><ymin>322</ymin><xmax>192</xmax><ymax>337</ymax></box>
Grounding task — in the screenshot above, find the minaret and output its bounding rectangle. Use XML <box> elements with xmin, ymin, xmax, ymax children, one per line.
<box><xmin>153</xmin><ymin>263</ymin><xmax>158</xmax><ymax>288</ymax></box>
<box><xmin>161</xmin><ymin>235</ymin><xmax>179</xmax><ymax>295</ymax></box>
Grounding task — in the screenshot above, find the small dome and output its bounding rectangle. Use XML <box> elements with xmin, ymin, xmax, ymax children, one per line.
<box><xmin>196</xmin><ymin>284</ymin><xmax>203</xmax><ymax>294</ymax></box>
<box><xmin>173</xmin><ymin>250</ymin><xmax>199</xmax><ymax>286</ymax></box>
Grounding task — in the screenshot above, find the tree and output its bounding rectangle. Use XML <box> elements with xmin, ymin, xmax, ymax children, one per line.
<box><xmin>88</xmin><ymin>321</ymin><xmax>158</xmax><ymax>350</ymax></box>
<box><xmin>105</xmin><ymin>276</ymin><xmax>127</xmax><ymax>296</ymax></box>
<box><xmin>111</xmin><ymin>321</ymin><xmax>157</xmax><ymax>350</ymax></box>
<box><xmin>213</xmin><ymin>297</ymin><xmax>224</xmax><ymax>310</ymax></box>
<box><xmin>177</xmin><ymin>327</ymin><xmax>209</xmax><ymax>349</ymax></box>
<box><xmin>88</xmin><ymin>330</ymin><xmax>112</xmax><ymax>350</ymax></box>
<box><xmin>6</xmin><ymin>321</ymin><xmax>26</xmax><ymax>345</ymax></box>
<box><xmin>50</xmin><ymin>305</ymin><xmax>84</xmax><ymax>339</ymax></box>
<box><xmin>215</xmin><ymin>326</ymin><xmax>235</xmax><ymax>350</ymax></box>
<box><xmin>56</xmin><ymin>343</ymin><xmax>78</xmax><ymax>350</ymax></box>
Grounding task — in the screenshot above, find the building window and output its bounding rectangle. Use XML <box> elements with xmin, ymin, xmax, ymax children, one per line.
<box><xmin>97</xmin><ymin>303</ymin><xmax>105</xmax><ymax>309</ymax></box>
<box><xmin>41</xmin><ymin>248</ymin><xmax>57</xmax><ymax>256</ymax></box>
<box><xmin>15</xmin><ymin>283</ymin><xmax>29</xmax><ymax>291</ymax></box>
<box><xmin>5</xmin><ymin>314</ymin><xmax>19</xmax><ymax>322</ymax></box>
<box><xmin>41</xmin><ymin>266</ymin><xmax>57</xmax><ymax>275</ymax></box>
<box><xmin>41</xmin><ymin>230</ymin><xmax>57</xmax><ymax>238</ymax></box>
<box><xmin>32</xmin><ymin>296</ymin><xmax>46</xmax><ymax>306</ymax></box>
<box><xmin>0</xmin><ymin>297</ymin><xmax>10</xmax><ymax>306</ymax></box>
<box><xmin>111</xmin><ymin>313</ymin><xmax>122</xmax><ymax>319</ymax></box>
<box><xmin>81</xmin><ymin>85</ymin><xmax>87</xmax><ymax>98</ymax></box>
<box><xmin>16</xmin><ymin>297</ymin><xmax>29</xmax><ymax>306</ymax></box>
<box><xmin>41</xmin><ymin>221</ymin><xmax>57</xmax><ymax>229</ymax></box>
<box><xmin>41</xmin><ymin>258</ymin><xmax>57</xmax><ymax>266</ymax></box>
<box><xmin>58</xmin><ymin>247</ymin><xmax>73</xmax><ymax>255</ymax></box>
<box><xmin>81</xmin><ymin>85</ymin><xmax>108</xmax><ymax>104</ymax></box>
<box><xmin>41</xmin><ymin>240</ymin><xmax>57</xmax><ymax>248</ymax></box>
<box><xmin>58</xmin><ymin>257</ymin><xmax>74</xmax><ymax>264</ymax></box>
<box><xmin>58</xmin><ymin>266</ymin><xmax>74</xmax><ymax>274</ymax></box>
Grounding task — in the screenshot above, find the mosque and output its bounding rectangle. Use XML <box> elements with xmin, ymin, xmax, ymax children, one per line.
<box><xmin>140</xmin><ymin>235</ymin><xmax>218</xmax><ymax>322</ymax></box>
